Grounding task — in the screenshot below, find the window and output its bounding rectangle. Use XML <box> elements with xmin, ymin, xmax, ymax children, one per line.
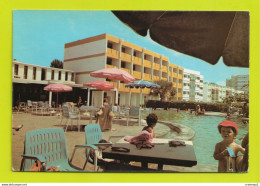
<box><xmin>41</xmin><ymin>69</ymin><xmax>46</xmax><ymax>80</ymax></box>
<box><xmin>33</xmin><ymin>67</ymin><xmax>36</xmax><ymax>80</ymax></box>
<box><xmin>144</xmin><ymin>54</ymin><xmax>147</xmax><ymax>59</ymax></box>
<box><xmin>133</xmin><ymin>65</ymin><xmax>136</xmax><ymax>71</ymax></box>
<box><xmin>65</xmin><ymin>72</ymin><xmax>68</xmax><ymax>81</ymax></box>
<box><xmin>51</xmin><ymin>70</ymin><xmax>54</xmax><ymax>80</ymax></box>
<box><xmin>107</xmin><ymin>58</ymin><xmax>112</xmax><ymax>65</ymax></box>
<box><xmin>122</xmin><ymin>47</ymin><xmax>126</xmax><ymax>53</ymax></box>
<box><xmin>58</xmin><ymin>71</ymin><xmax>61</xmax><ymax>80</ymax></box>
<box><xmin>121</xmin><ymin>61</ymin><xmax>126</xmax><ymax>68</ymax></box>
<box><xmin>107</xmin><ymin>42</ymin><xmax>113</xmax><ymax>49</ymax></box>
<box><xmin>133</xmin><ymin>51</ymin><xmax>137</xmax><ymax>56</ymax></box>
<box><xmin>14</xmin><ymin>64</ymin><xmax>19</xmax><ymax>75</ymax></box>
<box><xmin>24</xmin><ymin>66</ymin><xmax>28</xmax><ymax>79</ymax></box>
<box><xmin>71</xmin><ymin>73</ymin><xmax>74</xmax><ymax>81</ymax></box>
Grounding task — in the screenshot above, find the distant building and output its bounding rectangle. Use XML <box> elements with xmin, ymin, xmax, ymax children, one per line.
<box><xmin>203</xmin><ymin>82</ymin><xmax>244</xmax><ymax>103</ymax></box>
<box><xmin>226</xmin><ymin>74</ymin><xmax>249</xmax><ymax>93</ymax></box>
<box><xmin>182</xmin><ymin>69</ymin><xmax>203</xmax><ymax>102</ymax></box>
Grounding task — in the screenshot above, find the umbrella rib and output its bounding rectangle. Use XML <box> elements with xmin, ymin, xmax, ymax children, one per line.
<box><xmin>148</xmin><ymin>11</ymin><xmax>167</xmax><ymax>30</ymax></box>
<box><xmin>224</xmin><ymin>12</ymin><xmax>237</xmax><ymax>48</ymax></box>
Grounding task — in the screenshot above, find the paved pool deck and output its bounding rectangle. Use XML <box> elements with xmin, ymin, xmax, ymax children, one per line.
<box><xmin>12</xmin><ymin>112</ymin><xmax>217</xmax><ymax>172</ymax></box>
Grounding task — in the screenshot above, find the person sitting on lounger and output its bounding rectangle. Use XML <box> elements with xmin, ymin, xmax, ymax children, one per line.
<box><xmin>213</xmin><ymin>120</ymin><xmax>245</xmax><ymax>172</ymax></box>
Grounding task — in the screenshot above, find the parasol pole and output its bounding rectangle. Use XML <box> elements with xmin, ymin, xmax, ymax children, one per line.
<box><xmin>87</xmin><ymin>88</ymin><xmax>90</xmax><ymax>106</ymax></box>
<box><xmin>56</xmin><ymin>92</ymin><xmax>59</xmax><ymax>108</ymax></box>
<box><xmin>48</xmin><ymin>91</ymin><xmax>52</xmax><ymax>108</ymax></box>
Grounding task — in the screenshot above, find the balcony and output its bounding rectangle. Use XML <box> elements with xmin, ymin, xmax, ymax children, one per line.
<box><xmin>143</xmin><ymin>60</ymin><xmax>152</xmax><ymax>68</ymax></box>
<box><xmin>178</xmin><ymin>92</ymin><xmax>182</xmax><ymax>98</ymax></box>
<box><xmin>121</xmin><ymin>67</ymin><xmax>131</xmax><ymax>74</ymax></box>
<box><xmin>161</xmin><ymin>77</ymin><xmax>167</xmax><ymax>81</ymax></box>
<box><xmin>172</xmin><ymin>73</ymin><xmax>178</xmax><ymax>78</ymax></box>
<box><xmin>106</xmin><ymin>64</ymin><xmax>118</xmax><ymax>69</ymax></box>
<box><xmin>153</xmin><ymin>75</ymin><xmax>160</xmax><ymax>81</ymax></box>
<box><xmin>107</xmin><ymin>81</ymin><xmax>118</xmax><ymax>89</ymax></box>
<box><xmin>107</xmin><ymin>48</ymin><xmax>119</xmax><ymax>59</ymax></box>
<box><xmin>132</xmin><ymin>56</ymin><xmax>142</xmax><ymax>65</ymax></box>
<box><xmin>118</xmin><ymin>83</ymin><xmax>130</xmax><ymax>92</ymax></box>
<box><xmin>162</xmin><ymin>65</ymin><xmax>168</xmax><ymax>72</ymax></box>
<box><xmin>178</xmin><ymin>83</ymin><xmax>182</xmax><ymax>89</ymax></box>
<box><xmin>133</xmin><ymin>71</ymin><xmax>141</xmax><ymax>80</ymax></box>
<box><xmin>153</xmin><ymin>63</ymin><xmax>160</xmax><ymax>70</ymax></box>
<box><xmin>172</xmin><ymin>82</ymin><xmax>177</xmax><ymax>87</ymax></box>
<box><xmin>121</xmin><ymin>52</ymin><xmax>131</xmax><ymax>62</ymax></box>
<box><xmin>143</xmin><ymin>73</ymin><xmax>152</xmax><ymax>81</ymax></box>
<box><xmin>131</xmin><ymin>87</ymin><xmax>141</xmax><ymax>93</ymax></box>
<box><xmin>178</xmin><ymin>74</ymin><xmax>183</xmax><ymax>79</ymax></box>
<box><xmin>142</xmin><ymin>88</ymin><xmax>150</xmax><ymax>94</ymax></box>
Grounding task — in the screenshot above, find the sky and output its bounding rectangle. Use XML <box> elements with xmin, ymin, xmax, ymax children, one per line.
<box><xmin>13</xmin><ymin>10</ymin><xmax>249</xmax><ymax>86</ymax></box>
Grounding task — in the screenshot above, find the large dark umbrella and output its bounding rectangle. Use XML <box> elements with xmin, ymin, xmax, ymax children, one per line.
<box><xmin>112</xmin><ymin>11</ymin><xmax>249</xmax><ymax>67</ymax></box>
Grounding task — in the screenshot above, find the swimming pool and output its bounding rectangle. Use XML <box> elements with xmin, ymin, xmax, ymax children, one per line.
<box><xmin>153</xmin><ymin>110</ymin><xmax>249</xmax><ymax>166</ymax></box>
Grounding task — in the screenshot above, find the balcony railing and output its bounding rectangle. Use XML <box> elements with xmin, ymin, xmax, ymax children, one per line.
<box><xmin>162</xmin><ymin>65</ymin><xmax>168</xmax><ymax>72</ymax></box>
<box><xmin>161</xmin><ymin>77</ymin><xmax>167</xmax><ymax>81</ymax></box>
<box><xmin>178</xmin><ymin>83</ymin><xmax>182</xmax><ymax>88</ymax></box>
<box><xmin>107</xmin><ymin>48</ymin><xmax>119</xmax><ymax>58</ymax></box>
<box><xmin>106</xmin><ymin>64</ymin><xmax>118</xmax><ymax>69</ymax></box>
<box><xmin>172</xmin><ymin>73</ymin><xmax>178</xmax><ymax>78</ymax></box>
<box><xmin>132</xmin><ymin>56</ymin><xmax>142</xmax><ymax>65</ymax></box>
<box><xmin>178</xmin><ymin>92</ymin><xmax>182</xmax><ymax>98</ymax></box>
<box><xmin>121</xmin><ymin>52</ymin><xmax>131</xmax><ymax>62</ymax></box>
<box><xmin>142</xmin><ymin>88</ymin><xmax>150</xmax><ymax>94</ymax></box>
<box><xmin>153</xmin><ymin>63</ymin><xmax>160</xmax><ymax>70</ymax></box>
<box><xmin>133</xmin><ymin>71</ymin><xmax>142</xmax><ymax>80</ymax></box>
<box><xmin>143</xmin><ymin>60</ymin><xmax>152</xmax><ymax>68</ymax></box>
<box><xmin>153</xmin><ymin>75</ymin><xmax>160</xmax><ymax>81</ymax></box>
<box><xmin>107</xmin><ymin>81</ymin><xmax>118</xmax><ymax>89</ymax></box>
<box><xmin>143</xmin><ymin>73</ymin><xmax>152</xmax><ymax>81</ymax></box>
<box><xmin>118</xmin><ymin>83</ymin><xmax>130</xmax><ymax>92</ymax></box>
<box><xmin>172</xmin><ymin>82</ymin><xmax>177</xmax><ymax>87</ymax></box>
<box><xmin>178</xmin><ymin>74</ymin><xmax>183</xmax><ymax>79</ymax></box>
<box><xmin>131</xmin><ymin>88</ymin><xmax>141</xmax><ymax>93</ymax></box>
<box><xmin>121</xmin><ymin>67</ymin><xmax>131</xmax><ymax>74</ymax></box>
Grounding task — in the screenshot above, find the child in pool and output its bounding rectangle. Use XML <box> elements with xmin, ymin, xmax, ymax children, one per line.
<box><xmin>213</xmin><ymin>120</ymin><xmax>245</xmax><ymax>172</ymax></box>
<box><xmin>142</xmin><ymin>113</ymin><xmax>158</xmax><ymax>138</ymax></box>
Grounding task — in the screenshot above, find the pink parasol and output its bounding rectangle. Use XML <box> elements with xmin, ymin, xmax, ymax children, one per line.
<box><xmin>44</xmin><ymin>83</ymin><xmax>72</xmax><ymax>107</ymax></box>
<box><xmin>90</xmin><ymin>68</ymin><xmax>135</xmax><ymax>83</ymax></box>
<box><xmin>84</xmin><ymin>81</ymin><xmax>114</xmax><ymax>91</ymax></box>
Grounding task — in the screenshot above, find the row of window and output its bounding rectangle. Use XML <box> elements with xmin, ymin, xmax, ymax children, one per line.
<box><xmin>14</xmin><ymin>64</ymin><xmax>74</xmax><ymax>81</ymax></box>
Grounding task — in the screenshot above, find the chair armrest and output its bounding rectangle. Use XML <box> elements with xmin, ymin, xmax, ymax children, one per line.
<box><xmin>20</xmin><ymin>154</ymin><xmax>47</xmax><ymax>171</ymax></box>
<box><xmin>22</xmin><ymin>154</ymin><xmax>46</xmax><ymax>163</ymax></box>
<box><xmin>74</xmin><ymin>144</ymin><xmax>98</xmax><ymax>150</ymax></box>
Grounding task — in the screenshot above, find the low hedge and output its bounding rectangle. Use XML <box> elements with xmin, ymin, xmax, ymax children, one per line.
<box><xmin>146</xmin><ymin>100</ymin><xmax>227</xmax><ymax>112</ymax></box>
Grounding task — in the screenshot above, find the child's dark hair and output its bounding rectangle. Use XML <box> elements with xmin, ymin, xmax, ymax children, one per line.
<box><xmin>146</xmin><ymin>113</ymin><xmax>158</xmax><ymax>126</ymax></box>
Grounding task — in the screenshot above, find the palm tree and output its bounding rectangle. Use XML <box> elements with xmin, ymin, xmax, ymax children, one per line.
<box><xmin>50</xmin><ymin>59</ymin><xmax>63</xmax><ymax>69</ymax></box>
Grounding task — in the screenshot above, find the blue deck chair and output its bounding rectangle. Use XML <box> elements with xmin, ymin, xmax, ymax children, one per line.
<box><xmin>126</xmin><ymin>107</ymin><xmax>141</xmax><ymax>126</ymax></box>
<box><xmin>80</xmin><ymin>124</ymin><xmax>125</xmax><ymax>171</ymax></box>
<box><xmin>20</xmin><ymin>128</ymin><xmax>96</xmax><ymax>172</ymax></box>
<box><xmin>226</xmin><ymin>147</ymin><xmax>237</xmax><ymax>172</ymax></box>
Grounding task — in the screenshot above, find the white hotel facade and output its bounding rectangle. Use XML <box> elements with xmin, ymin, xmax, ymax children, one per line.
<box><xmin>182</xmin><ymin>69</ymin><xmax>204</xmax><ymax>102</ymax></box>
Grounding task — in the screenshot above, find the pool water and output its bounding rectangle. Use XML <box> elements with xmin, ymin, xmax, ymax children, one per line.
<box><xmin>153</xmin><ymin>110</ymin><xmax>249</xmax><ymax>166</ymax></box>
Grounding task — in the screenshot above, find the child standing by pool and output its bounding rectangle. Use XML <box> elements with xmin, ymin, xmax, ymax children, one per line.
<box><xmin>213</xmin><ymin>120</ymin><xmax>245</xmax><ymax>172</ymax></box>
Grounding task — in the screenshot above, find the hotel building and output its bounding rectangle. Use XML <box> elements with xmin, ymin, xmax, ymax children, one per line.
<box><xmin>63</xmin><ymin>33</ymin><xmax>184</xmax><ymax>107</ymax></box>
<box><xmin>182</xmin><ymin>69</ymin><xmax>204</xmax><ymax>102</ymax></box>
<box><xmin>226</xmin><ymin>74</ymin><xmax>249</xmax><ymax>93</ymax></box>
<box><xmin>203</xmin><ymin>82</ymin><xmax>244</xmax><ymax>103</ymax></box>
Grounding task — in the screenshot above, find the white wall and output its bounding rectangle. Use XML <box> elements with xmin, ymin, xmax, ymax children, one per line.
<box><xmin>64</xmin><ymin>39</ymin><xmax>106</xmax><ymax>60</ymax></box>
